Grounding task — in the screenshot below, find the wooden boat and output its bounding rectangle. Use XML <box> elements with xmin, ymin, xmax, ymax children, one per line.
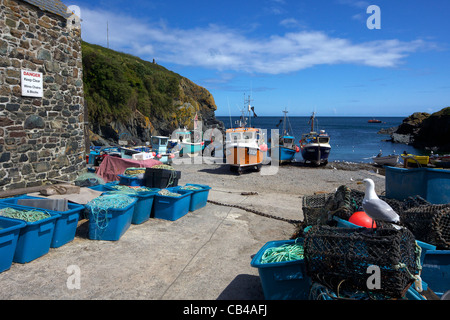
<box><xmin>299</xmin><ymin>112</ymin><xmax>331</xmax><ymax>166</ymax></box>
<box><xmin>429</xmin><ymin>154</ymin><xmax>450</xmax><ymax>168</ymax></box>
<box><xmin>401</xmin><ymin>153</ymin><xmax>429</xmax><ymax>167</ymax></box>
<box><xmin>225</xmin><ymin>95</ymin><xmax>267</xmax><ymax>173</ymax></box>
<box><xmin>372</xmin><ymin>153</ymin><xmax>399</xmax><ymax>166</ymax></box>
<box><xmin>271</xmin><ymin>108</ymin><xmax>299</xmax><ymax>163</ymax></box>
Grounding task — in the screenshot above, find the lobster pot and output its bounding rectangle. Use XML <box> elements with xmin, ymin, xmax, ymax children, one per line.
<box><xmin>301</xmin><ymin>185</ymin><xmax>432</xmax><ymax>227</ymax></box>
<box><xmin>301</xmin><ymin>193</ymin><xmax>333</xmax><ymax>226</ymax></box>
<box><xmin>400</xmin><ymin>204</ymin><xmax>450</xmax><ymax>250</ymax></box>
<box><xmin>304</xmin><ymin>225</ymin><xmax>420</xmax><ymax>299</ymax></box>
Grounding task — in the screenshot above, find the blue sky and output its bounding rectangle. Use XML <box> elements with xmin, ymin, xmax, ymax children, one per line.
<box><xmin>68</xmin><ymin>0</ymin><xmax>450</xmax><ymax>117</ymax></box>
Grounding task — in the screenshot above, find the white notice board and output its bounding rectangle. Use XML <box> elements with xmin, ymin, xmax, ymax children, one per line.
<box><xmin>21</xmin><ymin>70</ymin><xmax>43</xmax><ymax>98</ymax></box>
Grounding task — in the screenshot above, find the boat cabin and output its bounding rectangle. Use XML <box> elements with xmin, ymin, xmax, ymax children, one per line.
<box><xmin>280</xmin><ymin>136</ymin><xmax>295</xmax><ymax>148</ymax></box>
<box><xmin>175</xmin><ymin>130</ymin><xmax>192</xmax><ymax>143</ymax></box>
<box><xmin>301</xmin><ymin>132</ymin><xmax>330</xmax><ymax>144</ymax></box>
<box><xmin>226</xmin><ymin>128</ymin><xmax>262</xmax><ymax>144</ymax></box>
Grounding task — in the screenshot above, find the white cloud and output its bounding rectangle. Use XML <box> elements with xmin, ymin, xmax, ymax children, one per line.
<box><xmin>336</xmin><ymin>0</ymin><xmax>370</xmax><ymax>9</ymax></box>
<box><xmin>80</xmin><ymin>8</ymin><xmax>428</xmax><ymax>75</ymax></box>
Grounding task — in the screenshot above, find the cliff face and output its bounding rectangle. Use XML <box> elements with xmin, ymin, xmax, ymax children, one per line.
<box><xmin>81</xmin><ymin>41</ymin><xmax>224</xmax><ymax>146</ymax></box>
<box><xmin>390</xmin><ymin>107</ymin><xmax>450</xmax><ymax>152</ymax></box>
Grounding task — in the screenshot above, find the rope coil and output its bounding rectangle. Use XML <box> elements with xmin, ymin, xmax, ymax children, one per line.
<box><xmin>261</xmin><ymin>240</ymin><xmax>304</xmax><ymax>264</ymax></box>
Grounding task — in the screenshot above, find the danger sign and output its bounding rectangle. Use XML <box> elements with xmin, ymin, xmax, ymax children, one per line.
<box><xmin>21</xmin><ymin>70</ymin><xmax>43</xmax><ymax>98</ymax></box>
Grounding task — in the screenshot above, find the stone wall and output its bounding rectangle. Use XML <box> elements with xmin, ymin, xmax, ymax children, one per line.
<box><xmin>0</xmin><ymin>0</ymin><xmax>85</xmax><ymax>190</ymax></box>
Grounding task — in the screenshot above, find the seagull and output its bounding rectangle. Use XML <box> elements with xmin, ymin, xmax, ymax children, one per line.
<box><xmin>358</xmin><ymin>178</ymin><xmax>400</xmax><ymax>226</ymax></box>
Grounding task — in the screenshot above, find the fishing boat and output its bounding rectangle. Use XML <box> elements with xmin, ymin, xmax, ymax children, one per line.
<box><xmin>299</xmin><ymin>112</ymin><xmax>331</xmax><ymax>166</ymax></box>
<box><xmin>151</xmin><ymin>136</ymin><xmax>174</xmax><ymax>164</ymax></box>
<box><xmin>173</xmin><ymin>128</ymin><xmax>205</xmax><ymax>157</ymax></box>
<box><xmin>368</xmin><ymin>119</ymin><xmax>382</xmax><ymax>123</ymax></box>
<box><xmin>271</xmin><ymin>108</ymin><xmax>299</xmax><ymax>163</ymax></box>
<box><xmin>372</xmin><ymin>152</ymin><xmax>399</xmax><ymax>166</ymax></box>
<box><xmin>401</xmin><ymin>153</ymin><xmax>429</xmax><ymax>167</ymax></box>
<box><xmin>225</xmin><ymin>95</ymin><xmax>267</xmax><ymax>173</ymax></box>
<box><xmin>174</xmin><ymin>113</ymin><xmax>205</xmax><ymax>157</ymax></box>
<box><xmin>430</xmin><ymin>154</ymin><xmax>450</xmax><ymax>168</ymax></box>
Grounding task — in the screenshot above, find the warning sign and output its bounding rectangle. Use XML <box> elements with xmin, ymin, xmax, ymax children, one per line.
<box><xmin>21</xmin><ymin>70</ymin><xmax>43</xmax><ymax>98</ymax></box>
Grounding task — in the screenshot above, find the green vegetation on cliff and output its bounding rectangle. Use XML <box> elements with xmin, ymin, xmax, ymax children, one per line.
<box><xmin>82</xmin><ymin>41</ymin><xmax>181</xmax><ymax>125</ymax></box>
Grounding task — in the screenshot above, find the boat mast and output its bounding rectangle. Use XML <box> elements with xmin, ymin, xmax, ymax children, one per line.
<box><xmin>282</xmin><ymin>108</ymin><xmax>288</xmax><ymax>136</ymax></box>
<box><xmin>245</xmin><ymin>94</ymin><xmax>253</xmax><ymax>127</ymax></box>
<box><xmin>309</xmin><ymin>112</ymin><xmax>315</xmax><ymax>132</ymax></box>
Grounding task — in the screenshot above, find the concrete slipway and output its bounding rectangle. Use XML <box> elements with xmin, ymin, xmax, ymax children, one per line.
<box><xmin>0</xmin><ymin>162</ymin><xmax>381</xmax><ymax>301</ymax></box>
<box><xmin>0</xmin><ymin>188</ymin><xmax>300</xmax><ymax>300</ymax></box>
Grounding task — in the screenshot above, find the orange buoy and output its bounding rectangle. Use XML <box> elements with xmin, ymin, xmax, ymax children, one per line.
<box><xmin>349</xmin><ymin>211</ymin><xmax>376</xmax><ymax>228</ymax></box>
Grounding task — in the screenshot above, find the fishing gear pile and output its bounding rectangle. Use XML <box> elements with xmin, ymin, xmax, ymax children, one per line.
<box><xmin>180</xmin><ymin>185</ymin><xmax>202</xmax><ymax>191</ymax></box>
<box><xmin>107</xmin><ymin>184</ymin><xmax>157</xmax><ymax>194</ymax></box>
<box><xmin>74</xmin><ymin>172</ymin><xmax>105</xmax><ymax>187</ymax></box>
<box><xmin>304</xmin><ymin>225</ymin><xmax>422</xmax><ymax>299</ymax></box>
<box><xmin>158</xmin><ymin>189</ymin><xmax>181</xmax><ymax>197</ymax></box>
<box><xmin>0</xmin><ymin>207</ymin><xmax>50</xmax><ymax>222</ymax></box>
<box><xmin>400</xmin><ymin>204</ymin><xmax>450</xmax><ymax>249</ymax></box>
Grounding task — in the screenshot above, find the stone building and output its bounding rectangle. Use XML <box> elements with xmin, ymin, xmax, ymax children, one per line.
<box><xmin>0</xmin><ymin>0</ymin><xmax>85</xmax><ymax>191</ymax></box>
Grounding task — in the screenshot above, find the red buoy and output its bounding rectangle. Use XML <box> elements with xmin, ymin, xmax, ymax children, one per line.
<box><xmin>349</xmin><ymin>211</ymin><xmax>376</xmax><ymax>228</ymax></box>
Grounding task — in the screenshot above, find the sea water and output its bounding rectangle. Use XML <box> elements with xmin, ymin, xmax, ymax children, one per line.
<box><xmin>216</xmin><ymin>116</ymin><xmax>422</xmax><ymax>163</ymax></box>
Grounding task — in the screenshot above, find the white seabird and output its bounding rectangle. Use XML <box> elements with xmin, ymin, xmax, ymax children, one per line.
<box><xmin>359</xmin><ymin>178</ymin><xmax>400</xmax><ymax>224</ymax></box>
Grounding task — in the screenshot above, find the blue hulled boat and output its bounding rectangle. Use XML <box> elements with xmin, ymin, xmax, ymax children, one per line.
<box><xmin>271</xmin><ymin>109</ymin><xmax>299</xmax><ymax>163</ymax></box>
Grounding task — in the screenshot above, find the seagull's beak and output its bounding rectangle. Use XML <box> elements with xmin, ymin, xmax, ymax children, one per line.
<box><xmin>356</xmin><ymin>180</ymin><xmax>364</xmax><ymax>185</ymax></box>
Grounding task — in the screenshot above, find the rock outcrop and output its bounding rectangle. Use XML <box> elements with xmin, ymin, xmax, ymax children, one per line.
<box><xmin>389</xmin><ymin>107</ymin><xmax>450</xmax><ymax>152</ymax></box>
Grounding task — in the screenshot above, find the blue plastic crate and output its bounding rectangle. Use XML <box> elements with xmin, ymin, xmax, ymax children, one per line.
<box><xmin>422</xmin><ymin>250</ymin><xmax>450</xmax><ymax>298</ymax></box>
<box><xmin>0</xmin><ymin>195</ymin><xmax>84</xmax><ymax>248</ymax></box>
<box><xmin>385</xmin><ymin>166</ymin><xmax>450</xmax><ymax>204</ymax></box>
<box><xmin>152</xmin><ymin>189</ymin><xmax>192</xmax><ymax>221</ymax></box>
<box><xmin>178</xmin><ymin>183</ymin><xmax>211</xmax><ymax>211</ymax></box>
<box><xmin>103</xmin><ymin>183</ymin><xmax>160</xmax><ymax>224</ymax></box>
<box><xmin>129</xmin><ymin>191</ymin><xmax>157</xmax><ymax>224</ymax></box>
<box><xmin>0</xmin><ymin>203</ymin><xmax>60</xmax><ymax>263</ymax></box>
<box><xmin>87</xmin><ymin>184</ymin><xmax>110</xmax><ymax>193</ymax></box>
<box><xmin>87</xmin><ymin>197</ymin><xmax>137</xmax><ymax>241</ymax></box>
<box><xmin>0</xmin><ymin>217</ymin><xmax>26</xmax><ymax>272</ymax></box>
<box><xmin>250</xmin><ymin>239</ymin><xmax>310</xmax><ymax>300</ymax></box>
<box><xmin>118</xmin><ymin>174</ymin><xmax>143</xmax><ymax>187</ymax></box>
<box><xmin>88</xmin><ymin>151</ymin><xmax>99</xmax><ymax>165</ymax></box>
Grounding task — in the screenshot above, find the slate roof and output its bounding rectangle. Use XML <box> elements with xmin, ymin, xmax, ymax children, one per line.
<box><xmin>21</xmin><ymin>0</ymin><xmax>73</xmax><ymax>19</ymax></box>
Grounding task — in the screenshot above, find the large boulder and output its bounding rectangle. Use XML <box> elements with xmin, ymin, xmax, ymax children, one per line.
<box><xmin>413</xmin><ymin>107</ymin><xmax>450</xmax><ymax>152</ymax></box>
<box><xmin>390</xmin><ymin>107</ymin><xmax>450</xmax><ymax>152</ymax></box>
